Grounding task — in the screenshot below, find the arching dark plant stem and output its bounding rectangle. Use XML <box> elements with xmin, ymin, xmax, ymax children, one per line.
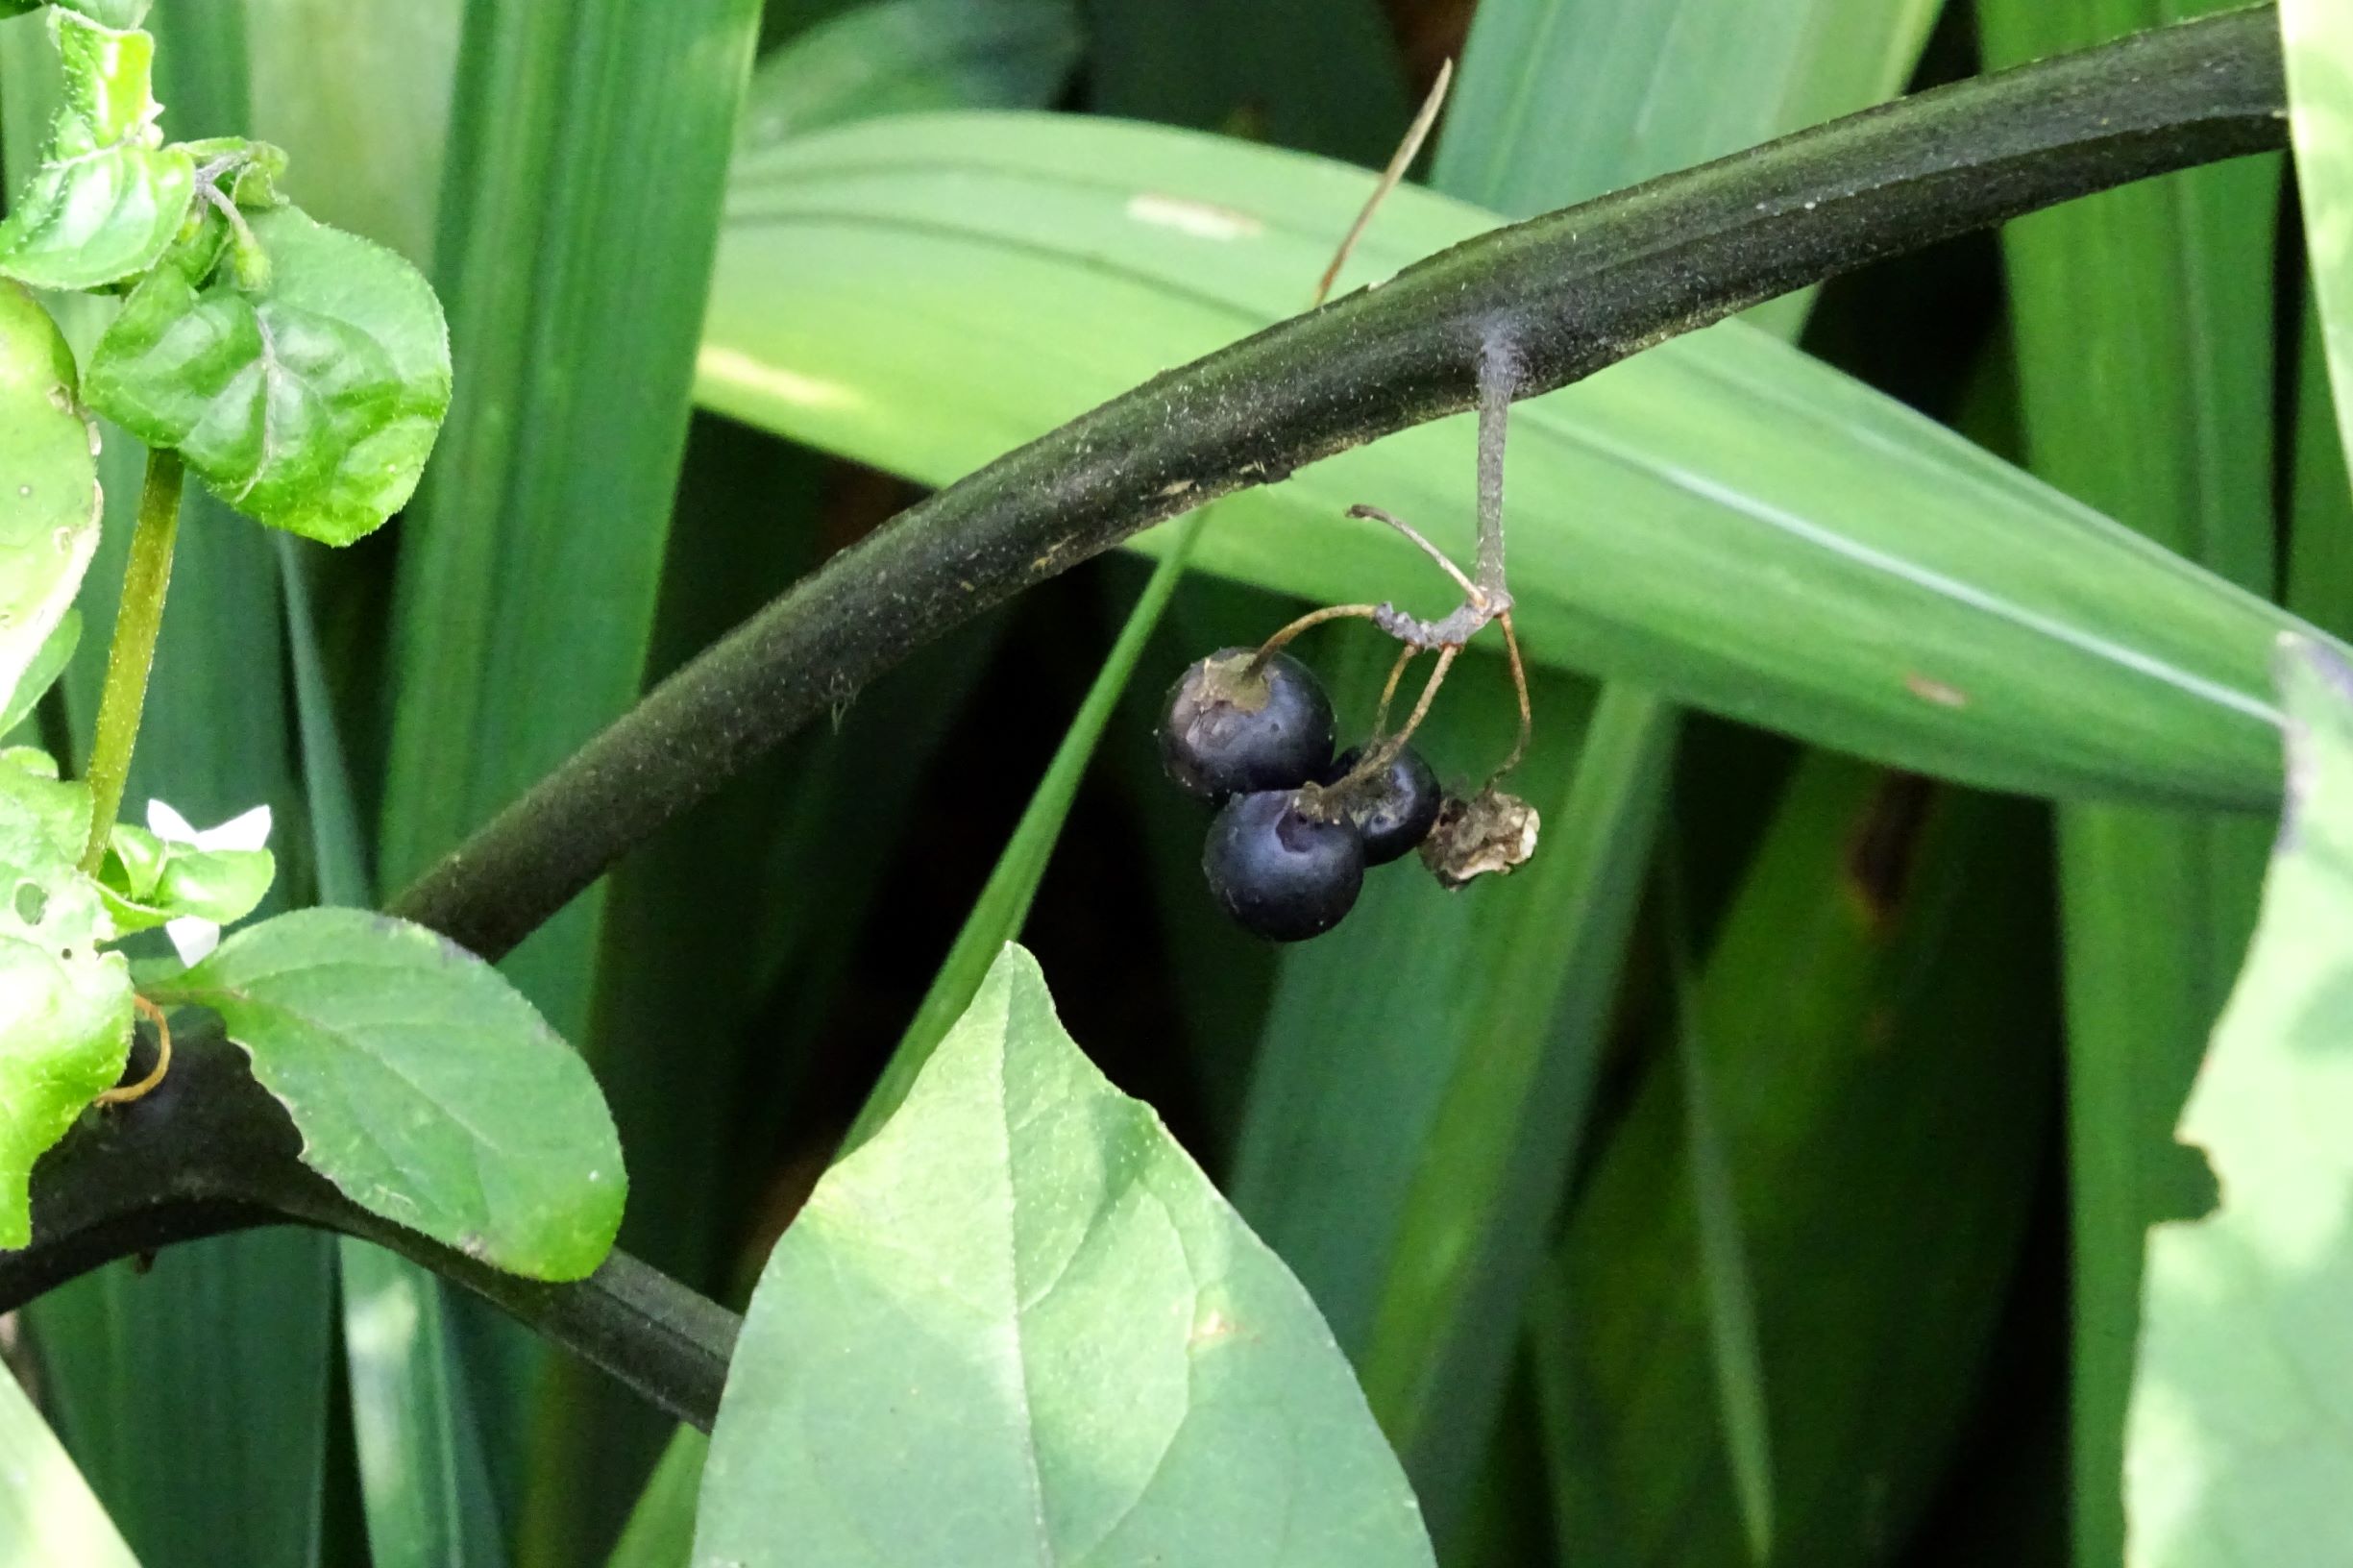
<box><xmin>388</xmin><ymin>6</ymin><xmax>2292</xmax><ymax>966</ymax></box>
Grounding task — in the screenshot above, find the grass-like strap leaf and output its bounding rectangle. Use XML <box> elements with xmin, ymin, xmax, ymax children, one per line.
<box><xmin>705</xmin><ymin>111</ymin><xmax>2315</xmax><ymax>809</ymax></box>
<box><xmin>2285</xmin><ymin>0</ymin><xmax>2353</xmax><ymax>479</ymax></box>
<box><xmin>0</xmin><ymin>282</ymin><xmax>99</xmax><ymax>715</ymax></box>
<box><xmin>85</xmin><ymin>204</ymin><xmax>452</xmax><ymax>545</ymax></box>
<box><xmin>738</xmin><ymin>0</ymin><xmax>1082</xmax><ymax>150</ymax></box>
<box><xmin>149</xmin><ymin>908</ymin><xmax>625</xmax><ymax>1281</ymax></box>
<box><xmin>0</xmin><ymin>751</ymin><xmax>130</xmax><ymax>1250</ymax></box>
<box><xmin>0</xmin><ymin>1352</ymin><xmax>139</xmax><ymax>1567</ymax></box>
<box><xmin>0</xmin><ymin>12</ymin><xmax>190</xmax><ymax>290</ymax></box>
<box><xmin>696</xmin><ymin>943</ymin><xmax>1436</xmax><ymax>1568</ymax></box>
<box><xmin>2126</xmin><ymin>636</ymin><xmax>2353</xmax><ymax>1562</ymax></box>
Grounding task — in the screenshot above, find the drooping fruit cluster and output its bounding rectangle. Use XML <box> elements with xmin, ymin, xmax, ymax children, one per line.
<box><xmin>1160</xmin><ymin>649</ymin><xmax>1446</xmax><ymax>942</ymax></box>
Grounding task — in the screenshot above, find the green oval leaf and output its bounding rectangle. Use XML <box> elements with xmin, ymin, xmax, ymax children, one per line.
<box><xmin>149</xmin><ymin>908</ymin><xmax>625</xmax><ymax>1280</ymax></box>
<box><xmin>84</xmin><ymin>203</ymin><xmax>453</xmax><ymax>545</ymax></box>
<box><xmin>0</xmin><ymin>282</ymin><xmax>98</xmax><ymax>717</ymax></box>
<box><xmin>702</xmin><ymin>111</ymin><xmax>2319</xmax><ymax>808</ymax></box>
<box><xmin>696</xmin><ymin>943</ymin><xmax>1435</xmax><ymax>1567</ymax></box>
<box><xmin>2127</xmin><ymin>637</ymin><xmax>2353</xmax><ymax>1562</ymax></box>
<box><xmin>0</xmin><ymin>13</ymin><xmax>192</xmax><ymax>290</ymax></box>
<box><xmin>0</xmin><ymin>751</ymin><xmax>130</xmax><ymax>1251</ymax></box>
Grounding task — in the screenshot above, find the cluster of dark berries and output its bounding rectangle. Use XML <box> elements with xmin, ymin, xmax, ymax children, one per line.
<box><xmin>1159</xmin><ymin>648</ymin><xmax>1444</xmax><ymax>942</ymax></box>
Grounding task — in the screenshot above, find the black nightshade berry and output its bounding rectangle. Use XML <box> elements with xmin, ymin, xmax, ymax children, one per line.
<box><xmin>1159</xmin><ymin>649</ymin><xmax>1336</xmax><ymax>803</ymax></box>
<box><xmin>1322</xmin><ymin>744</ymin><xmax>1443</xmax><ymax>865</ymax></box>
<box><xmin>1202</xmin><ymin>789</ymin><xmax>1364</xmax><ymax>942</ymax></box>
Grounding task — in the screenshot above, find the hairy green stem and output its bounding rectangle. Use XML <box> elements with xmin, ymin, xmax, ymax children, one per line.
<box><xmin>79</xmin><ymin>449</ymin><xmax>185</xmax><ymax>873</ymax></box>
<box><xmin>388</xmin><ymin>5</ymin><xmax>2292</xmax><ymax>965</ymax></box>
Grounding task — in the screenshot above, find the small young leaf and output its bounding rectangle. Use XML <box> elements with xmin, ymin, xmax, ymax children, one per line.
<box><xmin>0</xmin><ymin>752</ymin><xmax>131</xmax><ymax>1251</ymax></box>
<box><xmin>95</xmin><ymin>821</ymin><xmax>273</xmax><ymax>936</ymax></box>
<box><xmin>0</xmin><ymin>282</ymin><xmax>99</xmax><ymax>717</ymax></box>
<box><xmin>695</xmin><ymin>943</ymin><xmax>1436</xmax><ymax>1568</ymax></box>
<box><xmin>148</xmin><ymin>909</ymin><xmax>625</xmax><ymax>1280</ymax></box>
<box><xmin>85</xmin><ymin>203</ymin><xmax>452</xmax><ymax>546</ymax></box>
<box><xmin>0</xmin><ymin>13</ymin><xmax>193</xmax><ymax>290</ymax></box>
<box><xmin>47</xmin><ymin>2</ymin><xmax>155</xmax><ymax>26</ymax></box>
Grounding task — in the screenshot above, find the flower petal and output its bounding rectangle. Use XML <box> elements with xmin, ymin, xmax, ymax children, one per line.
<box><xmin>147</xmin><ymin>798</ymin><xmax>200</xmax><ymax>844</ymax></box>
<box><xmin>198</xmin><ymin>804</ymin><xmax>272</xmax><ymax>852</ymax></box>
<box><xmin>164</xmin><ymin>915</ymin><xmax>221</xmax><ymax>968</ymax></box>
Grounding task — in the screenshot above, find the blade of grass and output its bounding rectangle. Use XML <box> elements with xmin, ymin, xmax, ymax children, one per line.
<box><xmin>577</xmin><ymin>15</ymin><xmax>1092</xmax><ymax>1551</ymax></box>
<box><xmin>2291</xmin><ymin>284</ymin><xmax>2353</xmax><ymax>636</ymax></box>
<box><xmin>0</xmin><ymin>1365</ymin><xmax>138</xmax><ymax>1568</ymax></box>
<box><xmin>282</xmin><ymin>536</ymin><xmax>509</xmax><ymax>1568</ymax></box>
<box><xmin>1660</xmin><ymin>841</ymin><xmax>1774</xmax><ymax>1563</ymax></box>
<box><xmin>843</xmin><ymin>508</ymin><xmax>1208</xmax><ymax>1150</ymax></box>
<box><xmin>1542</xmin><ymin>759</ymin><xmax>2055</xmax><ymax>1565</ymax></box>
<box><xmin>2284</xmin><ymin>0</ymin><xmax>2353</xmax><ymax>473</ymax></box>
<box><xmin>15</xmin><ymin>12</ymin><xmax>336</xmax><ymax>1565</ymax></box>
<box><xmin>373</xmin><ymin>0</ymin><xmax>762</xmax><ymax>1553</ymax></box>
<box><xmin>245</xmin><ymin>0</ymin><xmax>461</xmax><ymax>266</ymax></box>
<box><xmin>1975</xmin><ymin>7</ymin><xmax>2284</xmax><ymax>1564</ymax></box>
<box><xmin>602</xmin><ymin>1430</ymin><xmax>707</xmax><ymax>1568</ymax></box>
<box><xmin>585</xmin><ymin>505</ymin><xmax>1209</xmax><ymax>1568</ymax></box>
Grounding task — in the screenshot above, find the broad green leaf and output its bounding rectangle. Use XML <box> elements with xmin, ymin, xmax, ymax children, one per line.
<box><xmin>0</xmin><ymin>1362</ymin><xmax>139</xmax><ymax>1567</ymax></box>
<box><xmin>740</xmin><ymin>0</ymin><xmax>1080</xmax><ymax>150</ymax></box>
<box><xmin>0</xmin><ymin>750</ymin><xmax>129</xmax><ymax>1249</ymax></box>
<box><xmin>0</xmin><ymin>279</ymin><xmax>99</xmax><ymax>712</ymax></box>
<box><xmin>0</xmin><ymin>13</ymin><xmax>191</xmax><ymax>289</ymax></box>
<box><xmin>843</xmin><ymin>508</ymin><xmax>1205</xmax><ymax>1153</ymax></box>
<box><xmin>149</xmin><ymin>908</ymin><xmax>626</xmax><ymax>1281</ymax></box>
<box><xmin>695</xmin><ymin>943</ymin><xmax>1436</xmax><ymax>1568</ymax></box>
<box><xmin>3</xmin><ymin>608</ymin><xmax>79</xmax><ymax>738</ymax></box>
<box><xmin>2125</xmin><ymin>637</ymin><xmax>2353</xmax><ymax>1563</ymax></box>
<box><xmin>1977</xmin><ymin>6</ymin><xmax>2284</xmax><ymax>1563</ymax></box>
<box><xmin>705</xmin><ymin>111</ymin><xmax>2314</xmax><ymax>808</ymax></box>
<box><xmin>84</xmin><ymin>203</ymin><xmax>452</xmax><ymax>545</ymax></box>
<box><xmin>2285</xmin><ymin>0</ymin><xmax>2353</xmax><ymax>477</ymax></box>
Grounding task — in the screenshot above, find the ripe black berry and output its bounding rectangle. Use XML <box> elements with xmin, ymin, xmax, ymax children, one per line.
<box><xmin>1202</xmin><ymin>790</ymin><xmax>1364</xmax><ymax>942</ymax></box>
<box><xmin>1160</xmin><ymin>649</ymin><xmax>1336</xmax><ymax>803</ymax></box>
<box><xmin>1321</xmin><ymin>744</ymin><xmax>1443</xmax><ymax>865</ymax></box>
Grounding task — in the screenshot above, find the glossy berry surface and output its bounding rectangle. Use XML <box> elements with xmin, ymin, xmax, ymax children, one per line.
<box><xmin>1159</xmin><ymin>649</ymin><xmax>1336</xmax><ymax>803</ymax></box>
<box><xmin>1323</xmin><ymin>744</ymin><xmax>1443</xmax><ymax>866</ymax></box>
<box><xmin>1202</xmin><ymin>790</ymin><xmax>1364</xmax><ymax>942</ymax></box>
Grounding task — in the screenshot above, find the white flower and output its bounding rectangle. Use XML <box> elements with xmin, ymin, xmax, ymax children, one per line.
<box><xmin>147</xmin><ymin>799</ymin><xmax>273</xmax><ymax>968</ymax></box>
